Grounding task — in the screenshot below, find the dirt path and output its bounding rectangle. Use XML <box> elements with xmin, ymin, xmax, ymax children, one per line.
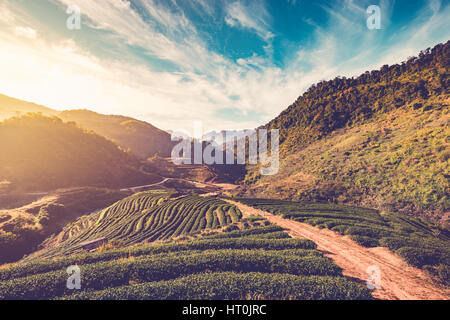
<box><xmin>227</xmin><ymin>200</ymin><xmax>450</xmax><ymax>300</ymax></box>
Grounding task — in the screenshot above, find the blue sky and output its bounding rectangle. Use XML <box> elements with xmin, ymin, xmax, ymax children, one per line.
<box><xmin>0</xmin><ymin>0</ymin><xmax>449</xmax><ymax>131</ymax></box>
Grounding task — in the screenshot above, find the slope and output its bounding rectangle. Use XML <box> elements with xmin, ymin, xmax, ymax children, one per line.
<box><xmin>25</xmin><ymin>190</ymin><xmax>244</xmax><ymax>261</ymax></box>
<box><xmin>243</xmin><ymin>41</ymin><xmax>449</xmax><ymax>220</ymax></box>
<box><xmin>0</xmin><ymin>187</ymin><xmax>130</xmax><ymax>264</ymax></box>
<box><xmin>0</xmin><ymin>94</ymin><xmax>58</xmax><ymax>121</ymax></box>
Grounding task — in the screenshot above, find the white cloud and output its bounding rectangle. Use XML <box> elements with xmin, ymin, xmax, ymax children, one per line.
<box><xmin>224</xmin><ymin>1</ymin><xmax>274</xmax><ymax>42</ymax></box>
<box><xmin>14</xmin><ymin>26</ymin><xmax>37</xmax><ymax>39</ymax></box>
<box><xmin>0</xmin><ymin>0</ymin><xmax>449</xmax><ymax>134</ymax></box>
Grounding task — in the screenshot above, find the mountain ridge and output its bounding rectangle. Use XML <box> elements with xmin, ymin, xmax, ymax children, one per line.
<box><xmin>242</xmin><ymin>41</ymin><xmax>450</xmax><ymax>222</ymax></box>
<box><xmin>0</xmin><ymin>95</ymin><xmax>173</xmax><ymax>159</ymax></box>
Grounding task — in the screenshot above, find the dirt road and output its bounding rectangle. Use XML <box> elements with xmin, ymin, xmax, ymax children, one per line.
<box><xmin>227</xmin><ymin>200</ymin><xmax>450</xmax><ymax>300</ymax></box>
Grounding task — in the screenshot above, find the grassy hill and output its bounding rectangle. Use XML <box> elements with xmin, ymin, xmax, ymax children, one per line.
<box><xmin>0</xmin><ymin>217</ymin><xmax>372</xmax><ymax>300</ymax></box>
<box><xmin>242</xmin><ymin>41</ymin><xmax>449</xmax><ymax>221</ymax></box>
<box><xmin>0</xmin><ymin>114</ymin><xmax>161</xmax><ymax>193</ymax></box>
<box><xmin>0</xmin><ymin>187</ymin><xmax>130</xmax><ymax>264</ymax></box>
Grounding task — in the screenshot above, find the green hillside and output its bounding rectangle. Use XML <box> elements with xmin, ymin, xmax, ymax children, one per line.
<box><xmin>0</xmin><ymin>222</ymin><xmax>372</xmax><ymax>300</ymax></box>
<box><xmin>0</xmin><ymin>114</ymin><xmax>161</xmax><ymax>193</ymax></box>
<box><xmin>243</xmin><ymin>41</ymin><xmax>449</xmax><ymax>220</ymax></box>
<box><xmin>25</xmin><ymin>190</ymin><xmax>244</xmax><ymax>261</ymax></box>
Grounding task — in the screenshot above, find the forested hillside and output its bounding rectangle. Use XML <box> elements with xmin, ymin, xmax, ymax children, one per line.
<box><xmin>243</xmin><ymin>41</ymin><xmax>449</xmax><ymax>221</ymax></box>
<box><xmin>0</xmin><ymin>114</ymin><xmax>161</xmax><ymax>192</ymax></box>
<box><xmin>265</xmin><ymin>41</ymin><xmax>449</xmax><ymax>152</ymax></box>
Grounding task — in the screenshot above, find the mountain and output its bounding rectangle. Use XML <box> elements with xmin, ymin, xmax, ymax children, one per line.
<box><xmin>0</xmin><ymin>114</ymin><xmax>162</xmax><ymax>193</ymax></box>
<box><xmin>242</xmin><ymin>41</ymin><xmax>450</xmax><ymax>222</ymax></box>
<box><xmin>0</xmin><ymin>94</ymin><xmax>58</xmax><ymax>121</ymax></box>
<box><xmin>0</xmin><ymin>96</ymin><xmax>173</xmax><ymax>159</ymax></box>
<box><xmin>58</xmin><ymin>110</ymin><xmax>174</xmax><ymax>159</ymax></box>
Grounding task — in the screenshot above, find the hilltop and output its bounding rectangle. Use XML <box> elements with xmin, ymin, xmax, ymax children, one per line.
<box><xmin>242</xmin><ymin>41</ymin><xmax>449</xmax><ymax>222</ymax></box>
<box><xmin>0</xmin><ymin>94</ymin><xmax>58</xmax><ymax>121</ymax></box>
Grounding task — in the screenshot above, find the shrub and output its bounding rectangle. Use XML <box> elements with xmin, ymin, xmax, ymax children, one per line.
<box><xmin>345</xmin><ymin>226</ymin><xmax>392</xmax><ymax>239</ymax></box>
<box><xmin>63</xmin><ymin>272</ymin><xmax>373</xmax><ymax>300</ymax></box>
<box><xmin>379</xmin><ymin>237</ymin><xmax>414</xmax><ymax>251</ymax></box>
<box><xmin>396</xmin><ymin>247</ymin><xmax>441</xmax><ymax>268</ymax></box>
<box><xmin>0</xmin><ymin>251</ymin><xmax>340</xmax><ymax>300</ymax></box>
<box><xmin>350</xmin><ymin>235</ymin><xmax>379</xmax><ymax>248</ymax></box>
<box><xmin>437</xmin><ymin>264</ymin><xmax>450</xmax><ymax>285</ymax></box>
<box><xmin>203</xmin><ymin>226</ymin><xmax>284</xmax><ymax>240</ymax></box>
<box><xmin>331</xmin><ymin>225</ymin><xmax>349</xmax><ymax>234</ymax></box>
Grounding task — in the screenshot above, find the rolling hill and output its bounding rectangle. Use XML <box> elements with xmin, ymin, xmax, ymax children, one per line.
<box><xmin>242</xmin><ymin>41</ymin><xmax>450</xmax><ymax>222</ymax></box>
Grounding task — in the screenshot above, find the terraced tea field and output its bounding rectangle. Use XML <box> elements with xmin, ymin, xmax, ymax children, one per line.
<box><xmin>0</xmin><ymin>225</ymin><xmax>372</xmax><ymax>300</ymax></box>
<box><xmin>234</xmin><ymin>198</ymin><xmax>450</xmax><ymax>285</ymax></box>
<box><xmin>25</xmin><ymin>190</ymin><xmax>243</xmax><ymax>261</ymax></box>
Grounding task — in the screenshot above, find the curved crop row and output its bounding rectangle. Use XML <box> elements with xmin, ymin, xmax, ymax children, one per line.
<box><xmin>0</xmin><ymin>250</ymin><xmax>340</xmax><ymax>300</ymax></box>
<box><xmin>3</xmin><ymin>237</ymin><xmax>316</xmax><ymax>281</ymax></box>
<box><xmin>63</xmin><ymin>272</ymin><xmax>372</xmax><ymax>300</ymax></box>
<box><xmin>25</xmin><ymin>192</ymin><xmax>244</xmax><ymax>261</ymax></box>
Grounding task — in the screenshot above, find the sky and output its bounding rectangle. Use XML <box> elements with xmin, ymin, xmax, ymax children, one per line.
<box><xmin>0</xmin><ymin>0</ymin><xmax>449</xmax><ymax>132</ymax></box>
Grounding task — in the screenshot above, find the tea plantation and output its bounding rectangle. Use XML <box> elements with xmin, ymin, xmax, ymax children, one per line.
<box><xmin>0</xmin><ymin>224</ymin><xmax>372</xmax><ymax>300</ymax></box>
<box><xmin>25</xmin><ymin>190</ymin><xmax>243</xmax><ymax>261</ymax></box>
<box><xmin>235</xmin><ymin>198</ymin><xmax>450</xmax><ymax>284</ymax></box>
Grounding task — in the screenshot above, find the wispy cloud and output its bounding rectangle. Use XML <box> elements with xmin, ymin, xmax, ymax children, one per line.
<box><xmin>224</xmin><ymin>1</ymin><xmax>274</xmax><ymax>42</ymax></box>
<box><xmin>0</xmin><ymin>0</ymin><xmax>449</xmax><ymax>132</ymax></box>
<box><xmin>14</xmin><ymin>26</ymin><xmax>37</xmax><ymax>39</ymax></box>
